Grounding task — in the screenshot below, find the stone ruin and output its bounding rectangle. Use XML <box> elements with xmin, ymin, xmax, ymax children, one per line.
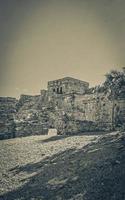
<box><xmin>0</xmin><ymin>76</ymin><xmax>125</xmax><ymax>139</ymax></box>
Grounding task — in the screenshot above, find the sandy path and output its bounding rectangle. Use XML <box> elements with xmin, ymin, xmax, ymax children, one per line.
<box><xmin>0</xmin><ymin>134</ymin><xmax>99</xmax><ymax>194</ymax></box>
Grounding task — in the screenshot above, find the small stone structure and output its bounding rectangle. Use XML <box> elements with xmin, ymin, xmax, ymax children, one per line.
<box><xmin>48</xmin><ymin>129</ymin><xmax>57</xmax><ymax>136</ymax></box>
<box><xmin>0</xmin><ymin>76</ymin><xmax>125</xmax><ymax>139</ymax></box>
<box><xmin>48</xmin><ymin>77</ymin><xmax>89</xmax><ymax>95</ymax></box>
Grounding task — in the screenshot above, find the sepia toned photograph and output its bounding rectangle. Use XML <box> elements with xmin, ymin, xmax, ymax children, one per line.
<box><xmin>0</xmin><ymin>0</ymin><xmax>125</xmax><ymax>200</ymax></box>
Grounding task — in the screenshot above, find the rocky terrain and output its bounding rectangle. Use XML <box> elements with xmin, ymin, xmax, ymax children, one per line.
<box><xmin>0</xmin><ymin>131</ymin><xmax>125</xmax><ymax>200</ymax></box>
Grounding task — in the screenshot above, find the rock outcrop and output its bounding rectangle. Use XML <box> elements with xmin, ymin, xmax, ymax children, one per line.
<box><xmin>0</xmin><ymin>97</ymin><xmax>17</xmax><ymax>139</ymax></box>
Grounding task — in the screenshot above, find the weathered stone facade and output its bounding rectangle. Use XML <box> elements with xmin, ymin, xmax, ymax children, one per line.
<box><xmin>48</xmin><ymin>77</ymin><xmax>89</xmax><ymax>95</ymax></box>
<box><xmin>0</xmin><ymin>77</ymin><xmax>125</xmax><ymax>139</ymax></box>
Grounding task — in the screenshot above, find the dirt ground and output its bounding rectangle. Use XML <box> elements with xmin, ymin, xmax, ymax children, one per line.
<box><xmin>0</xmin><ymin>132</ymin><xmax>125</xmax><ymax>200</ymax></box>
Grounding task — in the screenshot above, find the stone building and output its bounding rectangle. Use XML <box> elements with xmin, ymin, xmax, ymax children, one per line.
<box><xmin>48</xmin><ymin>77</ymin><xmax>89</xmax><ymax>95</ymax></box>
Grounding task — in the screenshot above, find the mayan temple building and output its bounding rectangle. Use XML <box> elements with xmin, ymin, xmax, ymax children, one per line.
<box><xmin>0</xmin><ymin>75</ymin><xmax>125</xmax><ymax>139</ymax></box>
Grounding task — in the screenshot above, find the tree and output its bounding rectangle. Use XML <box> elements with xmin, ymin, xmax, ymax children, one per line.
<box><xmin>103</xmin><ymin>68</ymin><xmax>125</xmax><ymax>98</ymax></box>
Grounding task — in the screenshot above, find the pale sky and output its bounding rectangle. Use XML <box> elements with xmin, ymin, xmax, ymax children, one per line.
<box><xmin>0</xmin><ymin>0</ymin><xmax>124</xmax><ymax>98</ymax></box>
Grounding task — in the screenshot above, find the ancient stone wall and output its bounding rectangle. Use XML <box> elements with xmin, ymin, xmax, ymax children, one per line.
<box><xmin>113</xmin><ymin>99</ymin><xmax>125</xmax><ymax>129</ymax></box>
<box><xmin>74</xmin><ymin>93</ymin><xmax>113</xmax><ymax>129</ymax></box>
<box><xmin>15</xmin><ymin>94</ymin><xmax>49</xmax><ymax>137</ymax></box>
<box><xmin>47</xmin><ymin>92</ymin><xmax>114</xmax><ymax>134</ymax></box>
<box><xmin>0</xmin><ymin>97</ymin><xmax>17</xmax><ymax>139</ymax></box>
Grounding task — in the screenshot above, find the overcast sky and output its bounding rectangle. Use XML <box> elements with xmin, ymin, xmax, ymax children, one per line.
<box><xmin>0</xmin><ymin>0</ymin><xmax>124</xmax><ymax>98</ymax></box>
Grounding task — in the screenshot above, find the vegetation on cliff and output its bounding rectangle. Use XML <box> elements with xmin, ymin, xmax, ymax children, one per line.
<box><xmin>95</xmin><ymin>68</ymin><xmax>125</xmax><ymax>98</ymax></box>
